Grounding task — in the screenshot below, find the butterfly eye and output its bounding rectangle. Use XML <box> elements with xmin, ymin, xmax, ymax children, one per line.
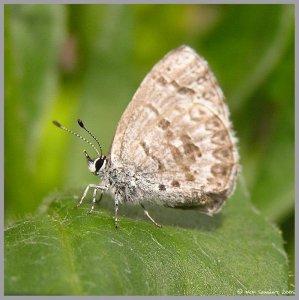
<box><xmin>95</xmin><ymin>156</ymin><xmax>106</xmax><ymax>175</ymax></box>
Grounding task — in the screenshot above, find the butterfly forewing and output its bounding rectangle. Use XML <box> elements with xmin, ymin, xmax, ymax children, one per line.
<box><xmin>110</xmin><ymin>45</ymin><xmax>239</xmax><ymax>214</ymax></box>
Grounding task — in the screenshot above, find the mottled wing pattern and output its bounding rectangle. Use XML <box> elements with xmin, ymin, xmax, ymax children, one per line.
<box><xmin>110</xmin><ymin>45</ymin><xmax>239</xmax><ymax>214</ymax></box>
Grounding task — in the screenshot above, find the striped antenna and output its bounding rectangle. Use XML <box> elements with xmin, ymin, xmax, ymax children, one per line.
<box><xmin>52</xmin><ymin>120</ymin><xmax>100</xmax><ymax>157</ymax></box>
<box><xmin>77</xmin><ymin>119</ymin><xmax>103</xmax><ymax>156</ymax></box>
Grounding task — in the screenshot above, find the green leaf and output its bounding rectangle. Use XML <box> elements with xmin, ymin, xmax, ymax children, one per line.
<box><xmin>5</xmin><ymin>187</ymin><xmax>288</xmax><ymax>295</ymax></box>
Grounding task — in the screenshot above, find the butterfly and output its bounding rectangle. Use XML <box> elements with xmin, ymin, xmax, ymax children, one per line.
<box><xmin>53</xmin><ymin>45</ymin><xmax>239</xmax><ymax>228</ymax></box>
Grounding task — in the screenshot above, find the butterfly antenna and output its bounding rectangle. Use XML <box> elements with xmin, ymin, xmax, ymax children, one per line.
<box><xmin>77</xmin><ymin>119</ymin><xmax>103</xmax><ymax>156</ymax></box>
<box><xmin>52</xmin><ymin>120</ymin><xmax>100</xmax><ymax>156</ymax></box>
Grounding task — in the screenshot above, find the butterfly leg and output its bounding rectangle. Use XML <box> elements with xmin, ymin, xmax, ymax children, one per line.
<box><xmin>140</xmin><ymin>203</ymin><xmax>162</xmax><ymax>228</ymax></box>
<box><xmin>76</xmin><ymin>184</ymin><xmax>105</xmax><ymax>208</ymax></box>
<box><xmin>114</xmin><ymin>198</ymin><xmax>119</xmax><ymax>229</ymax></box>
<box><xmin>88</xmin><ymin>188</ymin><xmax>98</xmax><ymax>214</ymax></box>
<box><xmin>88</xmin><ymin>191</ymin><xmax>104</xmax><ymax>214</ymax></box>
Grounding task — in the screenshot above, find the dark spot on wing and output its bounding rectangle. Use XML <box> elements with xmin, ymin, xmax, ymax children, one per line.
<box><xmin>180</xmin><ymin>134</ymin><xmax>202</xmax><ymax>158</ymax></box>
<box><xmin>213</xmin><ymin>146</ymin><xmax>232</xmax><ymax>161</ymax></box>
<box><xmin>157</xmin><ymin>76</ymin><xmax>168</xmax><ymax>86</ymax></box>
<box><xmin>165</xmin><ymin>130</ymin><xmax>174</xmax><ymax>139</ymax></box>
<box><xmin>170</xmin><ymin>144</ymin><xmax>181</xmax><ymax>162</ymax></box>
<box><xmin>145</xmin><ymin>104</ymin><xmax>159</xmax><ymax>116</ymax></box>
<box><xmin>140</xmin><ymin>141</ymin><xmax>149</xmax><ymax>155</ymax></box>
<box><xmin>171</xmin><ymin>180</ymin><xmax>180</xmax><ymax>187</ymax></box>
<box><xmin>212</xmin><ymin>130</ymin><xmax>230</xmax><ymax>145</ymax></box>
<box><xmin>211</xmin><ymin>164</ymin><xmax>231</xmax><ymax>176</ymax></box>
<box><xmin>158</xmin><ymin>118</ymin><xmax>170</xmax><ymax>130</ymax></box>
<box><xmin>206</xmin><ymin>117</ymin><xmax>222</xmax><ymax>131</ymax></box>
<box><xmin>178</xmin><ymin>86</ymin><xmax>195</xmax><ymax>95</ymax></box>
<box><xmin>140</xmin><ymin>141</ymin><xmax>165</xmax><ymax>171</ymax></box>
<box><xmin>185</xmin><ymin>173</ymin><xmax>195</xmax><ymax>181</ymax></box>
<box><xmin>159</xmin><ymin>184</ymin><xmax>166</xmax><ymax>191</ymax></box>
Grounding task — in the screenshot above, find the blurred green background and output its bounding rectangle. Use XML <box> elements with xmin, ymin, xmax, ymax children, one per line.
<box><xmin>4</xmin><ymin>4</ymin><xmax>294</xmax><ymax>281</ymax></box>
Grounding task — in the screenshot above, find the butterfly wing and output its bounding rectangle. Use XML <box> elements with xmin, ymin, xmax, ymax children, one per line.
<box><xmin>110</xmin><ymin>45</ymin><xmax>239</xmax><ymax>214</ymax></box>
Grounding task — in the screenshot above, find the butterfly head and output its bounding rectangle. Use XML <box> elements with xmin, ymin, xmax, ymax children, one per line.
<box><xmin>84</xmin><ymin>150</ymin><xmax>107</xmax><ymax>176</ymax></box>
<box><xmin>53</xmin><ymin>119</ymin><xmax>106</xmax><ymax>177</ymax></box>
